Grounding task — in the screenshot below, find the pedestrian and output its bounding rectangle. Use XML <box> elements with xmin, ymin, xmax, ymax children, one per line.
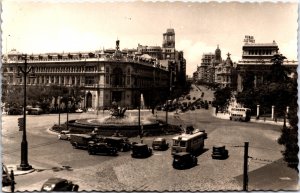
<box><xmin>10</xmin><ymin>170</ymin><xmax>15</xmax><ymax>192</ymax></box>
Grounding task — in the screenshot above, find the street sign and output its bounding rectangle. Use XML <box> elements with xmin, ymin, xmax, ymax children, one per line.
<box><xmin>18</xmin><ymin>117</ymin><xmax>24</xmax><ymax>131</ymax></box>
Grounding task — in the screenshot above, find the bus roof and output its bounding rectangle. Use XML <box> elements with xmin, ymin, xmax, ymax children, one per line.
<box><xmin>231</xmin><ymin>107</ymin><xmax>251</xmax><ymax>111</ymax></box>
<box><xmin>172</xmin><ymin>130</ymin><xmax>206</xmax><ymax>141</ymax></box>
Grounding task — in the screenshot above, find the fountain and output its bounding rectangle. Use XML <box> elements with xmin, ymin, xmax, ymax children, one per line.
<box><xmin>67</xmin><ymin>102</ymin><xmax>162</xmax><ymax>137</ymax></box>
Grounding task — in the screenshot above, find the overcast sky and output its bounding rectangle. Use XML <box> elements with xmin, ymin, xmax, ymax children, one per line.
<box><xmin>2</xmin><ymin>1</ymin><xmax>298</xmax><ymax>76</ymax></box>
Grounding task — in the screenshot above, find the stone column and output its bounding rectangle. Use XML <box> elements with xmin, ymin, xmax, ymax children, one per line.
<box><xmin>256</xmin><ymin>105</ymin><xmax>260</xmax><ymax>119</ymax></box>
<box><xmin>271</xmin><ymin>105</ymin><xmax>275</xmax><ymax>120</ymax></box>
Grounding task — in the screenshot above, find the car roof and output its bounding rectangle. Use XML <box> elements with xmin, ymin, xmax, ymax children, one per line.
<box><xmin>173</xmin><ymin>152</ymin><xmax>191</xmax><ymax>156</ymax></box>
<box><xmin>106</xmin><ymin>136</ymin><xmax>123</xmax><ymax>140</ymax></box>
<box><xmin>213</xmin><ymin>145</ymin><xmax>226</xmax><ymax>148</ymax></box>
<box><xmin>133</xmin><ymin>143</ymin><xmax>148</xmax><ymax>147</ymax></box>
<box><xmin>44</xmin><ymin>178</ymin><xmax>67</xmax><ymax>184</ymax></box>
<box><xmin>153</xmin><ymin>137</ymin><xmax>165</xmax><ymax>141</ymax></box>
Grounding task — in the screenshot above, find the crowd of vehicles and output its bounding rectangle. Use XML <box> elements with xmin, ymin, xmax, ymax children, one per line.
<box><xmin>56</xmin><ymin>124</ymin><xmax>229</xmax><ymax>172</ymax></box>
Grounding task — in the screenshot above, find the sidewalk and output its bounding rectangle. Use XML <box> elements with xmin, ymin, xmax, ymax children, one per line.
<box><xmin>212</xmin><ymin>108</ymin><xmax>289</xmax><ymax>126</ymax></box>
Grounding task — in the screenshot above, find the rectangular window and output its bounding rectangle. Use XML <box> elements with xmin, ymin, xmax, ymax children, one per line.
<box><xmin>85</xmin><ymin>76</ymin><xmax>95</xmax><ymax>85</ymax></box>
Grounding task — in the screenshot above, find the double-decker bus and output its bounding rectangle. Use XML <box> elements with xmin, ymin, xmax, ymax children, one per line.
<box><xmin>229</xmin><ymin>108</ymin><xmax>251</xmax><ymax>122</ymax></box>
<box><xmin>171</xmin><ymin>128</ymin><xmax>207</xmax><ymax>155</ymax></box>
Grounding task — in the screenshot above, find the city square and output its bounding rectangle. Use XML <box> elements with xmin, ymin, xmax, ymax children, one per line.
<box><xmin>1</xmin><ymin>1</ymin><xmax>298</xmax><ymax>192</ymax></box>
<box><xmin>2</xmin><ymin>85</ymin><xmax>298</xmax><ymax>191</ymax></box>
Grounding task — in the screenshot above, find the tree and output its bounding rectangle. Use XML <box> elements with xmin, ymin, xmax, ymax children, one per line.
<box><xmin>268</xmin><ymin>53</ymin><xmax>289</xmax><ymax>83</ymax></box>
<box><xmin>213</xmin><ymin>87</ymin><xmax>232</xmax><ymax>111</ymax></box>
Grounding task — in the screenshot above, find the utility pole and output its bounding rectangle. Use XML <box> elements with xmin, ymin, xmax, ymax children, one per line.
<box><xmin>243</xmin><ymin>142</ymin><xmax>249</xmax><ymax>191</ymax></box>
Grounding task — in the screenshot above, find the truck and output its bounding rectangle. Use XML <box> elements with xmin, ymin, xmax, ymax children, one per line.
<box><xmin>70</xmin><ymin>134</ymin><xmax>93</xmax><ymax>149</ymax></box>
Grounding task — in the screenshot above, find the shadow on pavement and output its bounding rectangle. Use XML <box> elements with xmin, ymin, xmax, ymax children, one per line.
<box><xmin>234</xmin><ymin>158</ymin><xmax>299</xmax><ymax>191</ymax></box>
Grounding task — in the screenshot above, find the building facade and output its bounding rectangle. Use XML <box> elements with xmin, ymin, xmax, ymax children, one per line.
<box><xmin>2</xmin><ymin>28</ymin><xmax>188</xmax><ymax>109</ymax></box>
<box><xmin>2</xmin><ymin>41</ymin><xmax>170</xmax><ymax>110</ymax></box>
<box><xmin>194</xmin><ymin>45</ymin><xmax>223</xmax><ymax>83</ymax></box>
<box><xmin>214</xmin><ymin>53</ymin><xmax>237</xmax><ymax>88</ymax></box>
<box><xmin>236</xmin><ymin>36</ymin><xmax>298</xmax><ymax>92</ymax></box>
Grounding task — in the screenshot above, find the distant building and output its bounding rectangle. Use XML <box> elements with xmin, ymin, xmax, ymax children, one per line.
<box><xmin>215</xmin><ymin>53</ymin><xmax>237</xmax><ymax>89</ymax></box>
<box><xmin>236</xmin><ymin>35</ymin><xmax>298</xmax><ymax>92</ymax></box>
<box><xmin>194</xmin><ymin>45</ymin><xmax>223</xmax><ymax>83</ymax></box>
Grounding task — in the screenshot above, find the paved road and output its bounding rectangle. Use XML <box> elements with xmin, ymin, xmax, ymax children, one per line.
<box><xmin>2</xmin><ymin>106</ymin><xmax>297</xmax><ymax>191</ymax></box>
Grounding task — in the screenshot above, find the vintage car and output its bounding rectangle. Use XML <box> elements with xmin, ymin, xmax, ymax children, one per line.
<box><xmin>70</xmin><ymin>134</ymin><xmax>93</xmax><ymax>149</ymax></box>
<box><xmin>41</xmin><ymin>178</ymin><xmax>79</xmax><ymax>191</ymax></box>
<box><xmin>131</xmin><ymin>143</ymin><xmax>152</xmax><ymax>158</ymax></box>
<box><xmin>211</xmin><ymin>145</ymin><xmax>229</xmax><ymax>159</ymax></box>
<box><xmin>58</xmin><ymin>130</ymin><xmax>71</xmax><ymax>140</ymax></box>
<box><xmin>103</xmin><ymin>137</ymin><xmax>131</xmax><ymax>152</ymax></box>
<box><xmin>152</xmin><ymin>137</ymin><xmax>169</xmax><ymax>150</ymax></box>
<box><xmin>87</xmin><ymin>142</ymin><xmax>118</xmax><ymax>156</ymax></box>
<box><xmin>172</xmin><ymin>152</ymin><xmax>198</xmax><ymax>169</ymax></box>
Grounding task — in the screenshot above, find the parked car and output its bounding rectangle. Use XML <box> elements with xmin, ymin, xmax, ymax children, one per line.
<box><xmin>41</xmin><ymin>178</ymin><xmax>79</xmax><ymax>191</ymax></box>
<box><xmin>27</xmin><ymin>107</ymin><xmax>43</xmax><ymax>115</ymax></box>
<box><xmin>131</xmin><ymin>143</ymin><xmax>152</xmax><ymax>158</ymax></box>
<box><xmin>87</xmin><ymin>142</ymin><xmax>118</xmax><ymax>156</ymax></box>
<box><xmin>211</xmin><ymin>145</ymin><xmax>229</xmax><ymax>159</ymax></box>
<box><xmin>7</xmin><ymin>107</ymin><xmax>22</xmax><ymax>115</ymax></box>
<box><xmin>152</xmin><ymin>137</ymin><xmax>169</xmax><ymax>150</ymax></box>
<box><xmin>75</xmin><ymin>108</ymin><xmax>83</xmax><ymax>113</ymax></box>
<box><xmin>172</xmin><ymin>152</ymin><xmax>198</xmax><ymax>169</ymax></box>
<box><xmin>58</xmin><ymin>131</ymin><xmax>71</xmax><ymax>140</ymax></box>
<box><xmin>70</xmin><ymin>134</ymin><xmax>93</xmax><ymax>149</ymax></box>
<box><xmin>103</xmin><ymin>136</ymin><xmax>131</xmax><ymax>152</ymax></box>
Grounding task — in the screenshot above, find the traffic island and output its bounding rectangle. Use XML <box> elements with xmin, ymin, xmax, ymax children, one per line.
<box><xmin>6</xmin><ymin>164</ymin><xmax>35</xmax><ymax>176</ymax></box>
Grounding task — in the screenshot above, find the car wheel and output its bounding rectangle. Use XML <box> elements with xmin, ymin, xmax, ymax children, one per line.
<box><xmin>88</xmin><ymin>150</ymin><xmax>94</xmax><ymax>155</ymax></box>
<box><xmin>73</xmin><ymin>143</ymin><xmax>78</xmax><ymax>149</ymax></box>
<box><xmin>72</xmin><ymin>184</ymin><xmax>79</xmax><ymax>191</ymax></box>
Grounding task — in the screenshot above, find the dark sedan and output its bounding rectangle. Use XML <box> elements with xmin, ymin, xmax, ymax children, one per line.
<box><xmin>41</xmin><ymin>178</ymin><xmax>79</xmax><ymax>191</ymax></box>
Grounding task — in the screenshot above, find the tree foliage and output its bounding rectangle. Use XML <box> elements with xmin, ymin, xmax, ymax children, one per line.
<box><xmin>213</xmin><ymin>87</ymin><xmax>232</xmax><ymax>111</ymax></box>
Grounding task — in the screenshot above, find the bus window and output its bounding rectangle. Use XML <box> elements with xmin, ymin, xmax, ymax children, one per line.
<box><xmin>173</xmin><ymin>140</ymin><xmax>179</xmax><ymax>146</ymax></box>
<box><xmin>180</xmin><ymin>141</ymin><xmax>186</xmax><ymax>147</ymax></box>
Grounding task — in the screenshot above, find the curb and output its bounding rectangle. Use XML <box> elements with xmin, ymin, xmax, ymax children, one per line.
<box><xmin>6</xmin><ymin>165</ymin><xmax>35</xmax><ymax>176</ymax></box>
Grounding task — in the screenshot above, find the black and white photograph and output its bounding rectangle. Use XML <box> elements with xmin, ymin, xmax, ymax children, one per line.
<box><xmin>1</xmin><ymin>0</ymin><xmax>298</xmax><ymax>191</ymax></box>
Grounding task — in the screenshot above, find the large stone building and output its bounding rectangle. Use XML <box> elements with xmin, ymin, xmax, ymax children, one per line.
<box><xmin>2</xmin><ymin>29</ymin><xmax>187</xmax><ymax>109</ymax></box>
<box><xmin>236</xmin><ymin>35</ymin><xmax>298</xmax><ymax>92</ymax></box>
<box><xmin>2</xmin><ymin>40</ymin><xmax>170</xmax><ymax>110</ymax></box>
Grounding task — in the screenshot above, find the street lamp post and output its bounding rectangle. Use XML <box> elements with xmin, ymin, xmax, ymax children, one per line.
<box><xmin>58</xmin><ymin>97</ymin><xmax>61</xmax><ymax>127</ymax></box>
<box><xmin>67</xmin><ymin>99</ymin><xmax>69</xmax><ymax>130</ymax></box>
<box><xmin>17</xmin><ymin>54</ymin><xmax>33</xmax><ymax>171</ymax></box>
